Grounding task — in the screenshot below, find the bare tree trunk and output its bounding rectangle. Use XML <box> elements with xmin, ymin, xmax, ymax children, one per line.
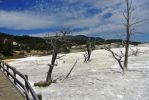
<box><xmin>118</xmin><ymin>59</ymin><xmax>124</xmax><ymax>71</ymax></box>
<box><xmin>124</xmin><ymin>34</ymin><xmax>130</xmax><ymax>69</ymax></box>
<box><xmin>87</xmin><ymin>46</ymin><xmax>91</xmax><ymax>61</ymax></box>
<box><xmin>45</xmin><ymin>27</ymin><xmax>72</xmax><ymax>83</ymax></box>
<box><xmin>46</xmin><ymin>51</ymin><xmax>58</xmax><ymax>83</ymax></box>
<box><xmin>86</xmin><ymin>38</ymin><xmax>92</xmax><ymax>61</ymax></box>
<box><xmin>124</xmin><ymin>0</ymin><xmax>130</xmax><ymax>69</ymax></box>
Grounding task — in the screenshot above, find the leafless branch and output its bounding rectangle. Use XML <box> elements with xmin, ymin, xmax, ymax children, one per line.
<box><xmin>105</xmin><ymin>47</ymin><xmax>125</xmax><ymax>71</ymax></box>
<box><xmin>64</xmin><ymin>59</ymin><xmax>78</xmax><ymax>80</ymax></box>
<box><xmin>129</xmin><ymin>47</ymin><xmax>144</xmax><ymax>56</ymax></box>
<box><xmin>123</xmin><ymin>11</ymin><xmax>128</xmax><ymax>20</ymax></box>
<box><xmin>130</xmin><ymin>19</ymin><xmax>149</xmax><ymax>26</ymax></box>
<box><xmin>56</xmin><ymin>55</ymin><xmax>66</xmax><ymax>59</ymax></box>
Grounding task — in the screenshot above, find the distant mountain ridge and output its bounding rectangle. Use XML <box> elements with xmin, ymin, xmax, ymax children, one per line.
<box><xmin>73</xmin><ymin>35</ymin><xmax>104</xmax><ymax>41</ymax></box>
<box><xmin>0</xmin><ymin>32</ymin><xmax>141</xmax><ymax>46</ymax></box>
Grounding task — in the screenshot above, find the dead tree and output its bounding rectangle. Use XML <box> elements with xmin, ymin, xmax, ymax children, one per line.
<box><xmin>105</xmin><ymin>46</ymin><xmax>125</xmax><ymax>71</ymax></box>
<box><xmin>130</xmin><ymin>47</ymin><xmax>140</xmax><ymax>56</ymax></box>
<box><xmin>46</xmin><ymin>29</ymin><xmax>71</xmax><ymax>83</ymax></box>
<box><xmin>86</xmin><ymin>38</ymin><xmax>92</xmax><ymax>61</ymax></box>
<box><xmin>83</xmin><ymin>52</ymin><xmax>88</xmax><ymax>62</ymax></box>
<box><xmin>123</xmin><ymin>0</ymin><xmax>148</xmax><ymax>68</ymax></box>
<box><xmin>104</xmin><ymin>0</ymin><xmax>147</xmax><ymax>71</ymax></box>
<box><xmin>130</xmin><ymin>47</ymin><xmax>146</xmax><ymax>56</ymax></box>
<box><xmin>123</xmin><ymin>0</ymin><xmax>132</xmax><ymax>69</ymax></box>
<box><xmin>104</xmin><ymin>0</ymin><xmax>132</xmax><ymax>71</ymax></box>
<box><xmin>84</xmin><ymin>38</ymin><xmax>95</xmax><ymax>62</ymax></box>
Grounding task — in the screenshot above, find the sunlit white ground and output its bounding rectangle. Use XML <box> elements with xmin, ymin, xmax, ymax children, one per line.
<box><xmin>9</xmin><ymin>45</ymin><xmax>149</xmax><ymax>100</ymax></box>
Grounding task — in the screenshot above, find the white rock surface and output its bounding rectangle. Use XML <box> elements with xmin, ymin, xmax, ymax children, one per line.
<box><xmin>9</xmin><ymin>45</ymin><xmax>149</xmax><ymax>100</ymax></box>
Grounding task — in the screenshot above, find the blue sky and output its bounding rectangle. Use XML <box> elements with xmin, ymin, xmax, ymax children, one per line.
<box><xmin>0</xmin><ymin>0</ymin><xmax>149</xmax><ymax>42</ymax></box>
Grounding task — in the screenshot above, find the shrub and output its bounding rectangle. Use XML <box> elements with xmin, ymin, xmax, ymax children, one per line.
<box><xmin>34</xmin><ymin>81</ymin><xmax>51</xmax><ymax>87</ymax></box>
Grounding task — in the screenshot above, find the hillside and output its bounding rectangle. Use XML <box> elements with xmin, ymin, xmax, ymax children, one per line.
<box><xmin>0</xmin><ymin>32</ymin><xmax>49</xmax><ymax>50</ymax></box>
<box><xmin>0</xmin><ymin>32</ymin><xmax>142</xmax><ymax>58</ymax></box>
<box><xmin>0</xmin><ymin>33</ymin><xmax>105</xmax><ymax>54</ymax></box>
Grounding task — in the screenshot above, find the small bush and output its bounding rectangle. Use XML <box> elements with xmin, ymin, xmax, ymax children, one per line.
<box><xmin>34</xmin><ymin>81</ymin><xmax>51</xmax><ymax>87</ymax></box>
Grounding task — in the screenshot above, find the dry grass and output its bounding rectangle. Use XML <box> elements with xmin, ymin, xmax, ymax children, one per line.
<box><xmin>34</xmin><ymin>81</ymin><xmax>51</xmax><ymax>87</ymax></box>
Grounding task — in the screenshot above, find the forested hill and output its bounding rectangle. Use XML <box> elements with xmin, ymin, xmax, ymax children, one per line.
<box><xmin>0</xmin><ymin>32</ymin><xmax>141</xmax><ymax>58</ymax></box>
<box><xmin>0</xmin><ymin>33</ymin><xmax>105</xmax><ymax>51</ymax></box>
<box><xmin>0</xmin><ymin>32</ymin><xmax>49</xmax><ymax>50</ymax></box>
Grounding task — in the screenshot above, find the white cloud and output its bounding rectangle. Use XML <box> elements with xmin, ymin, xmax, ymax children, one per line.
<box><xmin>29</xmin><ymin>32</ymin><xmax>55</xmax><ymax>37</ymax></box>
<box><xmin>0</xmin><ymin>0</ymin><xmax>148</xmax><ymax>37</ymax></box>
<box><xmin>0</xmin><ymin>10</ymin><xmax>55</xmax><ymax>30</ymax></box>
